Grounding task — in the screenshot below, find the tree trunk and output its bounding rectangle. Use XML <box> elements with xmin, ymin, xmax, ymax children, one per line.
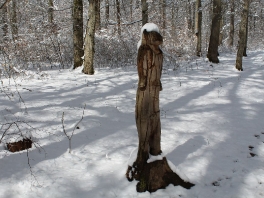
<box><xmin>235</xmin><ymin>0</ymin><xmax>250</xmax><ymax>71</ymax></box>
<box><xmin>192</xmin><ymin>1</ymin><xmax>196</xmax><ymax>33</ymax></box>
<box><xmin>171</xmin><ymin>2</ymin><xmax>177</xmax><ymax>38</ymax></box>
<box><xmin>116</xmin><ymin>0</ymin><xmax>121</xmax><ymax>35</ymax></box>
<box><xmin>105</xmin><ymin>0</ymin><xmax>109</xmax><ymax>26</ymax></box>
<box><xmin>243</xmin><ymin>13</ymin><xmax>249</xmax><ymax>57</ymax></box>
<box><xmin>10</xmin><ymin>0</ymin><xmax>18</xmax><ymax>40</ymax></box>
<box><xmin>1</xmin><ymin>5</ymin><xmax>8</xmax><ymax>41</ymax></box>
<box><xmin>218</xmin><ymin>16</ymin><xmax>223</xmax><ymax>46</ymax></box>
<box><xmin>160</xmin><ymin>0</ymin><xmax>166</xmax><ymax>31</ymax></box>
<box><xmin>126</xmin><ymin>28</ymin><xmax>194</xmax><ymax>193</ymax></box>
<box><xmin>141</xmin><ymin>0</ymin><xmax>148</xmax><ymax>26</ymax></box>
<box><xmin>95</xmin><ymin>0</ymin><xmax>100</xmax><ymax>30</ymax></box>
<box><xmin>195</xmin><ymin>0</ymin><xmax>202</xmax><ymax>57</ymax></box>
<box><xmin>187</xmin><ymin>0</ymin><xmax>192</xmax><ymax>31</ymax></box>
<box><xmin>83</xmin><ymin>0</ymin><xmax>96</xmax><ymax>75</ymax></box>
<box><xmin>73</xmin><ymin>0</ymin><xmax>84</xmax><ymax>69</ymax></box>
<box><xmin>48</xmin><ymin>0</ymin><xmax>54</xmax><ymax>23</ymax></box>
<box><xmin>130</xmin><ymin>0</ymin><xmax>133</xmax><ymax>20</ymax></box>
<box><xmin>207</xmin><ymin>0</ymin><xmax>221</xmax><ymax>63</ymax></box>
<box><xmin>228</xmin><ymin>0</ymin><xmax>235</xmax><ymax>48</ymax></box>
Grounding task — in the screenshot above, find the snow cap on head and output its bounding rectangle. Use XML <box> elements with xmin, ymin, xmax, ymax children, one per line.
<box><xmin>141</xmin><ymin>23</ymin><xmax>160</xmax><ymax>34</ymax></box>
<box><xmin>137</xmin><ymin>23</ymin><xmax>160</xmax><ymax>49</ymax></box>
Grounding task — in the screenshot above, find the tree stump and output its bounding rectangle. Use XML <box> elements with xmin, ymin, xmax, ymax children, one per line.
<box><xmin>126</xmin><ymin>24</ymin><xmax>194</xmax><ymax>192</ymax></box>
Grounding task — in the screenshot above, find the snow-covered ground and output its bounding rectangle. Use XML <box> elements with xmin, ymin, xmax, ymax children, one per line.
<box><xmin>0</xmin><ymin>51</ymin><xmax>264</xmax><ymax>198</ymax></box>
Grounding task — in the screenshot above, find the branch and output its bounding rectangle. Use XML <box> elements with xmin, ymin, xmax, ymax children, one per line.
<box><xmin>0</xmin><ymin>0</ymin><xmax>11</xmax><ymax>9</ymax></box>
<box><xmin>61</xmin><ymin>104</ymin><xmax>86</xmax><ymax>153</ymax></box>
<box><xmin>71</xmin><ymin>104</ymin><xmax>86</xmax><ymax>137</ymax></box>
<box><xmin>61</xmin><ymin>112</ymin><xmax>68</xmax><ymax>138</ymax></box>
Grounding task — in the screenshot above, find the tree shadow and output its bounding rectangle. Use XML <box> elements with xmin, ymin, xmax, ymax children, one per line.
<box><xmin>166</xmin><ymin>136</ymin><xmax>207</xmax><ymax>167</ymax></box>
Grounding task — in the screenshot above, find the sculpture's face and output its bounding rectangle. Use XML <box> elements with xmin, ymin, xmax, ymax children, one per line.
<box><xmin>142</xmin><ymin>30</ymin><xmax>163</xmax><ymax>46</ymax></box>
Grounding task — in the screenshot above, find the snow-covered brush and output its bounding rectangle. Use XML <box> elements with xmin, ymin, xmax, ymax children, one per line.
<box><xmin>0</xmin><ymin>119</ymin><xmax>42</xmax><ymax>149</ymax></box>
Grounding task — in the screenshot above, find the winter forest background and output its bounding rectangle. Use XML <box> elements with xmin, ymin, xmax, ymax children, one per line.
<box><xmin>0</xmin><ymin>0</ymin><xmax>264</xmax><ymax>197</ymax></box>
<box><xmin>1</xmin><ymin>0</ymin><xmax>263</xmax><ymax>72</ymax></box>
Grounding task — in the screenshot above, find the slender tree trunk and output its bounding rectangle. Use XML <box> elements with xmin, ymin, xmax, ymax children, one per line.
<box><xmin>48</xmin><ymin>0</ymin><xmax>54</xmax><ymax>23</ymax></box>
<box><xmin>0</xmin><ymin>0</ymin><xmax>12</xmax><ymax>9</ymax></box>
<box><xmin>73</xmin><ymin>0</ymin><xmax>84</xmax><ymax>69</ymax></box>
<box><xmin>243</xmin><ymin>14</ymin><xmax>249</xmax><ymax>56</ymax></box>
<box><xmin>1</xmin><ymin>6</ymin><xmax>8</xmax><ymax>41</ymax></box>
<box><xmin>207</xmin><ymin>0</ymin><xmax>221</xmax><ymax>63</ymax></box>
<box><xmin>95</xmin><ymin>0</ymin><xmax>100</xmax><ymax>30</ymax></box>
<box><xmin>105</xmin><ymin>0</ymin><xmax>109</xmax><ymax>26</ymax></box>
<box><xmin>218</xmin><ymin>16</ymin><xmax>223</xmax><ymax>46</ymax></box>
<box><xmin>141</xmin><ymin>0</ymin><xmax>148</xmax><ymax>26</ymax></box>
<box><xmin>126</xmin><ymin>28</ymin><xmax>194</xmax><ymax>193</ymax></box>
<box><xmin>161</xmin><ymin>0</ymin><xmax>166</xmax><ymax>30</ymax></box>
<box><xmin>135</xmin><ymin>0</ymin><xmax>139</xmax><ymax>8</ymax></box>
<box><xmin>187</xmin><ymin>0</ymin><xmax>192</xmax><ymax>30</ymax></box>
<box><xmin>130</xmin><ymin>0</ymin><xmax>133</xmax><ymax>20</ymax></box>
<box><xmin>228</xmin><ymin>0</ymin><xmax>235</xmax><ymax>48</ymax></box>
<box><xmin>171</xmin><ymin>2</ymin><xmax>177</xmax><ymax>38</ymax></box>
<box><xmin>236</xmin><ymin>0</ymin><xmax>250</xmax><ymax>71</ymax></box>
<box><xmin>83</xmin><ymin>0</ymin><xmax>96</xmax><ymax>75</ymax></box>
<box><xmin>9</xmin><ymin>0</ymin><xmax>17</xmax><ymax>40</ymax></box>
<box><xmin>195</xmin><ymin>0</ymin><xmax>202</xmax><ymax>56</ymax></box>
<box><xmin>192</xmin><ymin>1</ymin><xmax>195</xmax><ymax>33</ymax></box>
<box><xmin>116</xmin><ymin>0</ymin><xmax>121</xmax><ymax>35</ymax></box>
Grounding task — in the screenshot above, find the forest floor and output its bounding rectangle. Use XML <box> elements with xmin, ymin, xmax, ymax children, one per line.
<box><xmin>0</xmin><ymin>50</ymin><xmax>264</xmax><ymax>198</ymax></box>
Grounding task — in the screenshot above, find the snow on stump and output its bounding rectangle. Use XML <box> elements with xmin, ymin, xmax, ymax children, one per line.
<box><xmin>126</xmin><ymin>23</ymin><xmax>194</xmax><ymax>193</ymax></box>
<box><xmin>7</xmin><ymin>138</ymin><xmax>32</xmax><ymax>153</ymax></box>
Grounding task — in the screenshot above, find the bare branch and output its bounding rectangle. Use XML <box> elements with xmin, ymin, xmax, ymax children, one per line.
<box><xmin>61</xmin><ymin>104</ymin><xmax>86</xmax><ymax>153</ymax></box>
<box><xmin>0</xmin><ymin>0</ymin><xmax>11</xmax><ymax>9</ymax></box>
<box><xmin>72</xmin><ymin>104</ymin><xmax>86</xmax><ymax>137</ymax></box>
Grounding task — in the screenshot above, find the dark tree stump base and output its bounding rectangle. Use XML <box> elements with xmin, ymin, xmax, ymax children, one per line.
<box><xmin>126</xmin><ymin>157</ymin><xmax>195</xmax><ymax>193</ymax></box>
<box><xmin>7</xmin><ymin>138</ymin><xmax>32</xmax><ymax>153</ymax></box>
<box><xmin>207</xmin><ymin>55</ymin><xmax>219</xmax><ymax>64</ymax></box>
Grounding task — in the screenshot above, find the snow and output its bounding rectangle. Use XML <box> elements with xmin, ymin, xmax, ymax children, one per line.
<box><xmin>147</xmin><ymin>153</ymin><xmax>164</xmax><ymax>163</ymax></box>
<box><xmin>137</xmin><ymin>23</ymin><xmax>160</xmax><ymax>49</ymax></box>
<box><xmin>0</xmin><ymin>50</ymin><xmax>264</xmax><ymax>198</ymax></box>
<box><xmin>167</xmin><ymin>160</ymin><xmax>190</xmax><ymax>183</ymax></box>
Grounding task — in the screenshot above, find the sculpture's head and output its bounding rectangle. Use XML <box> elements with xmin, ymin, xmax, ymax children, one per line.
<box><xmin>141</xmin><ymin>29</ymin><xmax>163</xmax><ymax>46</ymax></box>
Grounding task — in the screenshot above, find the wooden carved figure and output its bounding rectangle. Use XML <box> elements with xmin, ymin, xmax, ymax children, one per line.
<box><xmin>126</xmin><ymin>23</ymin><xmax>194</xmax><ymax>192</ymax></box>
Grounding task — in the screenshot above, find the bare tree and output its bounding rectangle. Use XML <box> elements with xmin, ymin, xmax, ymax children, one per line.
<box><xmin>130</xmin><ymin>0</ymin><xmax>133</xmax><ymax>20</ymax></box>
<box><xmin>141</xmin><ymin>0</ymin><xmax>148</xmax><ymax>26</ymax></box>
<box><xmin>83</xmin><ymin>0</ymin><xmax>96</xmax><ymax>75</ymax></box>
<box><xmin>9</xmin><ymin>0</ymin><xmax>18</xmax><ymax>40</ymax></box>
<box><xmin>1</xmin><ymin>4</ymin><xmax>8</xmax><ymax>40</ymax></box>
<box><xmin>73</xmin><ymin>0</ymin><xmax>84</xmax><ymax>69</ymax></box>
<box><xmin>207</xmin><ymin>0</ymin><xmax>222</xmax><ymax>63</ymax></box>
<box><xmin>160</xmin><ymin>0</ymin><xmax>166</xmax><ymax>30</ymax></box>
<box><xmin>218</xmin><ymin>15</ymin><xmax>223</xmax><ymax>45</ymax></box>
<box><xmin>195</xmin><ymin>0</ymin><xmax>202</xmax><ymax>56</ymax></box>
<box><xmin>186</xmin><ymin>0</ymin><xmax>192</xmax><ymax>31</ymax></box>
<box><xmin>116</xmin><ymin>0</ymin><xmax>121</xmax><ymax>35</ymax></box>
<box><xmin>48</xmin><ymin>0</ymin><xmax>54</xmax><ymax>23</ymax></box>
<box><xmin>243</xmin><ymin>10</ymin><xmax>249</xmax><ymax>57</ymax></box>
<box><xmin>95</xmin><ymin>0</ymin><xmax>101</xmax><ymax>30</ymax></box>
<box><xmin>235</xmin><ymin>0</ymin><xmax>250</xmax><ymax>71</ymax></box>
<box><xmin>105</xmin><ymin>0</ymin><xmax>109</xmax><ymax>26</ymax></box>
<box><xmin>228</xmin><ymin>0</ymin><xmax>235</xmax><ymax>48</ymax></box>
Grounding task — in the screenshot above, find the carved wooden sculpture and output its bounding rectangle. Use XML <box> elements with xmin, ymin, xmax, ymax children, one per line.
<box><xmin>126</xmin><ymin>24</ymin><xmax>194</xmax><ymax>192</ymax></box>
